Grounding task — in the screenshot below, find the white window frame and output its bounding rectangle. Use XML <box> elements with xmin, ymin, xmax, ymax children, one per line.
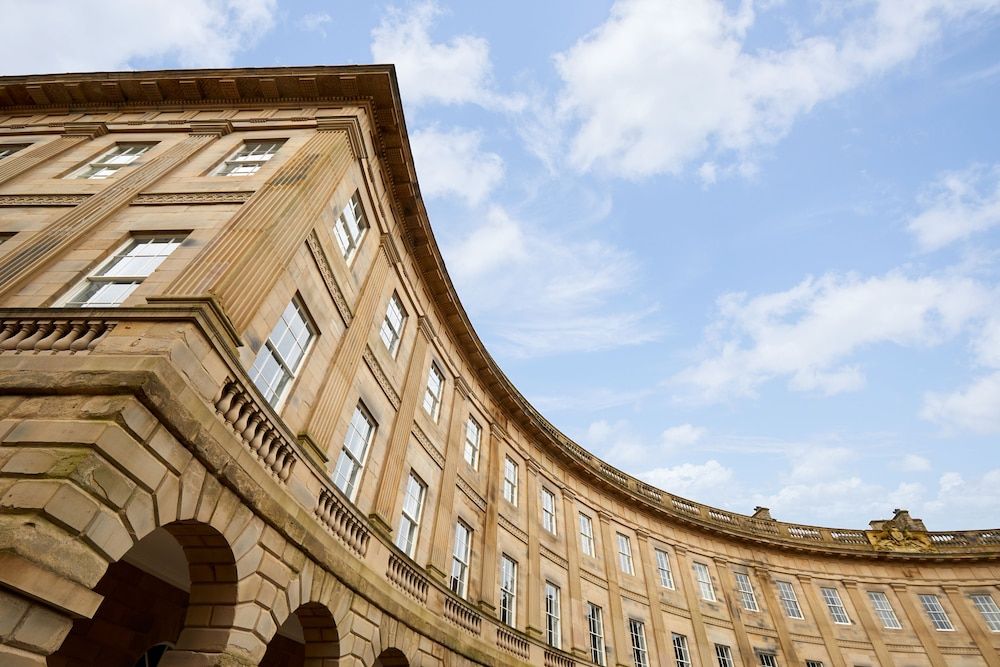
<box><xmin>422</xmin><ymin>362</ymin><xmax>444</xmax><ymax>421</ymax></box>
<box><xmin>70</xmin><ymin>142</ymin><xmax>154</xmax><ymax>179</ymax></box>
<box><xmin>463</xmin><ymin>417</ymin><xmax>481</xmax><ymax>469</ymax></box>
<box><xmin>971</xmin><ymin>594</ymin><xmax>1000</xmax><ymax>632</ymax></box>
<box><xmin>821</xmin><ymin>587</ymin><xmax>851</xmax><ymax>625</ymax></box>
<box><xmin>671</xmin><ymin>632</ymin><xmax>690</xmax><ymax>667</ymax></box>
<box><xmin>693</xmin><ymin>562</ymin><xmax>717</xmax><ymax>602</ymax></box>
<box><xmin>757</xmin><ymin>652</ymin><xmax>778</xmax><ymax>667</ymax></box>
<box><xmin>503</xmin><ymin>456</ymin><xmax>519</xmax><ymax>505</ymax></box>
<box><xmin>919</xmin><ymin>594</ymin><xmax>954</xmax><ymax>631</ymax></box>
<box><xmin>332</xmin><ymin>191</ymin><xmax>368</xmax><ymax>261</ymax></box>
<box><xmin>868</xmin><ymin>591</ymin><xmax>902</xmax><ymax>630</ymax></box>
<box><xmin>0</xmin><ymin>143</ymin><xmax>29</xmax><ymax>160</ymax></box>
<box><xmin>332</xmin><ymin>403</ymin><xmax>376</xmax><ymax>501</ymax></box>
<box><xmin>248</xmin><ymin>296</ymin><xmax>316</xmax><ymax>407</ymax></box>
<box><xmin>60</xmin><ymin>235</ymin><xmax>186</xmax><ymax>309</ymax></box>
<box><xmin>450</xmin><ymin>520</ymin><xmax>472</xmax><ymax>599</ymax></box>
<box><xmin>541</xmin><ymin>487</ymin><xmax>557</xmax><ymax>535</ymax></box>
<box><xmin>776</xmin><ymin>580</ymin><xmax>804</xmax><ymax>619</ymax></box>
<box><xmin>379</xmin><ymin>292</ymin><xmax>406</xmax><ymax>356</ymax></box>
<box><xmin>586</xmin><ymin>603</ymin><xmax>606</xmax><ymax>666</ymax></box>
<box><xmin>499</xmin><ymin>554</ymin><xmax>517</xmax><ymax>627</ymax></box>
<box><xmin>545</xmin><ymin>581</ymin><xmax>561</xmax><ymax>649</ymax></box>
<box><xmin>579</xmin><ymin>513</ymin><xmax>596</xmax><ymax>557</ymax></box>
<box><xmin>617</xmin><ymin>533</ymin><xmax>634</xmax><ymax>575</ymax></box>
<box><xmin>735</xmin><ymin>572</ymin><xmax>759</xmax><ymax>611</ymax></box>
<box><xmin>805</xmin><ymin>661</ymin><xmax>824</xmax><ymax>667</ymax></box>
<box><xmin>655</xmin><ymin>549</ymin><xmax>675</xmax><ymax>589</ymax></box>
<box><xmin>212</xmin><ymin>139</ymin><xmax>284</xmax><ymax>176</ymax></box>
<box><xmin>714</xmin><ymin>644</ymin><xmax>734</xmax><ymax>667</ymax></box>
<box><xmin>394</xmin><ymin>471</ymin><xmax>426</xmax><ymax>557</ymax></box>
<box><xmin>629</xmin><ymin>619</ymin><xmax>649</xmax><ymax>667</ymax></box>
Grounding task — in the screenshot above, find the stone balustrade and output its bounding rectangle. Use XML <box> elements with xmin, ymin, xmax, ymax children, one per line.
<box><xmin>316</xmin><ymin>487</ymin><xmax>371</xmax><ymax>557</ymax></box>
<box><xmin>495</xmin><ymin>626</ymin><xmax>530</xmax><ymax>660</ymax></box>
<box><xmin>386</xmin><ymin>552</ymin><xmax>429</xmax><ymax>604</ymax></box>
<box><xmin>443</xmin><ymin>596</ymin><xmax>482</xmax><ymax>636</ymax></box>
<box><xmin>214</xmin><ymin>378</ymin><xmax>297</xmax><ymax>481</ymax></box>
<box><xmin>0</xmin><ymin>317</ymin><xmax>114</xmax><ymax>352</ymax></box>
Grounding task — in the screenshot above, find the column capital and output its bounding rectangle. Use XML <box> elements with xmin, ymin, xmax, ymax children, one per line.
<box><xmin>597</xmin><ymin>509</ymin><xmax>615</xmax><ymax>525</ymax></box>
<box><xmin>889</xmin><ymin>582</ymin><xmax>909</xmax><ymax>593</ymax></box>
<box><xmin>380</xmin><ymin>232</ymin><xmax>402</xmax><ymax>265</ymax></box>
<box><xmin>188</xmin><ymin>120</ymin><xmax>233</xmax><ymax>136</ymax></box>
<box><xmin>454</xmin><ymin>375</ymin><xmax>472</xmax><ymax>400</ymax></box>
<box><xmin>61</xmin><ymin>121</ymin><xmax>108</xmax><ymax>138</ymax></box>
<box><xmin>561</xmin><ymin>486</ymin><xmax>577</xmax><ymax>502</ymax></box>
<box><xmin>841</xmin><ymin>579</ymin><xmax>858</xmax><ymax>590</ymax></box>
<box><xmin>416</xmin><ymin>315</ymin><xmax>436</xmax><ymax>341</ymax></box>
<box><xmin>525</xmin><ymin>457</ymin><xmax>542</xmax><ymax>475</ymax></box>
<box><xmin>940</xmin><ymin>584</ymin><xmax>961</xmax><ymax>594</ymax></box>
<box><xmin>634</xmin><ymin>528</ymin><xmax>651</xmax><ymax>543</ymax></box>
<box><xmin>797</xmin><ymin>574</ymin><xmax>812</xmax><ymax>584</ymax></box>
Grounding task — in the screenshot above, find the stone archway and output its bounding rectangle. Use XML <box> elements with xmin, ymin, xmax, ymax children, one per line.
<box><xmin>48</xmin><ymin>520</ymin><xmax>239</xmax><ymax>667</ymax></box>
<box><xmin>259</xmin><ymin>602</ymin><xmax>340</xmax><ymax>667</ymax></box>
<box><xmin>372</xmin><ymin>648</ymin><xmax>408</xmax><ymax>667</ymax></box>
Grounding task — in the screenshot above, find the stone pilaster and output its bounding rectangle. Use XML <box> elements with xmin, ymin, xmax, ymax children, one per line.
<box><xmin>0</xmin><ymin>123</ymin><xmax>226</xmax><ymax>299</ymax></box>
<box><xmin>367</xmin><ymin>316</ymin><xmax>432</xmax><ymax>534</ymax></box>
<box><xmin>0</xmin><ymin>122</ymin><xmax>107</xmax><ymax>186</ymax></box>
<box><xmin>426</xmin><ymin>377</ymin><xmax>471</xmax><ymax>580</ymax></box>
<box><xmin>561</xmin><ymin>488</ymin><xmax>588</xmax><ymax>658</ymax></box>
<box><xmin>476</xmin><ymin>421</ymin><xmax>504</xmax><ymax>613</ymax></box>
<box><xmin>300</xmin><ymin>239</ymin><xmax>392</xmax><ymax>450</ymax></box>
<box><xmin>752</xmin><ymin>568</ymin><xmax>802</xmax><ymax>667</ymax></box>
<box><xmin>715</xmin><ymin>560</ymin><xmax>757</xmax><ymax>667</ymax></box>
<box><xmin>889</xmin><ymin>583</ymin><xmax>946</xmax><ymax>667</ymax></box>
<box><xmin>597</xmin><ymin>511</ymin><xmax>631</xmax><ymax>667</ymax></box>
<box><xmin>797</xmin><ymin>576</ymin><xmax>846</xmax><ymax>667</ymax></box>
<box><xmin>841</xmin><ymin>580</ymin><xmax>894</xmax><ymax>667</ymax></box>
<box><xmin>634</xmin><ymin>531</ymin><xmax>667</xmax><ymax>664</ymax></box>
<box><xmin>165</xmin><ymin>121</ymin><xmax>356</xmax><ymax>331</ymax></box>
<box><xmin>525</xmin><ymin>459</ymin><xmax>543</xmax><ymax>638</ymax></box>
<box><xmin>672</xmin><ymin>547</ymin><xmax>712</xmax><ymax>667</ymax></box>
<box><xmin>942</xmin><ymin>585</ymin><xmax>1000</xmax><ymax>667</ymax></box>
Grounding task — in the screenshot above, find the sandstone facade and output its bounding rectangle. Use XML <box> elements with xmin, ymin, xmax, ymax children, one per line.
<box><xmin>0</xmin><ymin>66</ymin><xmax>996</xmax><ymax>667</ymax></box>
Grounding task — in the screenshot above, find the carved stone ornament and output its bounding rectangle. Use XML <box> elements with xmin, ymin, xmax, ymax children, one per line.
<box><xmin>867</xmin><ymin>509</ymin><xmax>935</xmax><ymax>553</ymax></box>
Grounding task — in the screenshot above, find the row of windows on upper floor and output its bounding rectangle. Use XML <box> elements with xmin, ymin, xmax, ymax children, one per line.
<box><xmin>0</xmin><ymin>139</ymin><xmax>287</xmax><ymax>178</ymax></box>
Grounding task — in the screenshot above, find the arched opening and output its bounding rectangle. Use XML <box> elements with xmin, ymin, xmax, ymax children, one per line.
<box><xmin>259</xmin><ymin>602</ymin><xmax>340</xmax><ymax>667</ymax></box>
<box><xmin>48</xmin><ymin>520</ymin><xmax>238</xmax><ymax>667</ymax></box>
<box><xmin>372</xmin><ymin>648</ymin><xmax>409</xmax><ymax>667</ymax></box>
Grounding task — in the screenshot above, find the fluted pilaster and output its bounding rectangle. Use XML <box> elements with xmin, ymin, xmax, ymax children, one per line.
<box><xmin>426</xmin><ymin>377</ymin><xmax>471</xmax><ymax>580</ymax></box>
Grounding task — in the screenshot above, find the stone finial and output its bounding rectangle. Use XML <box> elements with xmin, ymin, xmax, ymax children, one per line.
<box><xmin>752</xmin><ymin>506</ymin><xmax>774</xmax><ymax>521</ymax></box>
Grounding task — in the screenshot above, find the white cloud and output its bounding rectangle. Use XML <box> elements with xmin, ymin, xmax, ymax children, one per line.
<box><xmin>410</xmin><ymin>126</ymin><xmax>505</xmax><ymax>205</ymax></box>
<box><xmin>371</xmin><ymin>1</ymin><xmax>524</xmax><ymax>110</ymax></box>
<box><xmin>755</xmin><ymin>477</ymin><xmax>924</xmax><ymax>525</ymax></box>
<box><xmin>922</xmin><ymin>371</ymin><xmax>1000</xmax><ymax>434</ymax></box>
<box><xmin>924</xmin><ymin>469</ymin><xmax>1000</xmax><ymax>528</ymax></box>
<box><xmin>0</xmin><ymin>0</ymin><xmax>276</xmax><ymax>74</ymax></box>
<box><xmin>445</xmin><ymin>206</ymin><xmax>661</xmax><ymax>358</ymax></box>
<box><xmin>661</xmin><ymin>424</ymin><xmax>706</xmax><ymax>449</ymax></box>
<box><xmin>672</xmin><ymin>270</ymin><xmax>990</xmax><ymax>402</ymax></box>
<box><xmin>898</xmin><ymin>454</ymin><xmax>932</xmax><ymax>472</ymax></box>
<box><xmin>640</xmin><ymin>460</ymin><xmax>735</xmax><ymax>498</ymax></box>
<box><xmin>908</xmin><ymin>164</ymin><xmax>1000</xmax><ymax>251</ymax></box>
<box><xmin>553</xmin><ymin>0</ymin><xmax>1000</xmax><ymax>178</ymax></box>
<box><xmin>298</xmin><ymin>12</ymin><xmax>332</xmax><ymax>37</ymax></box>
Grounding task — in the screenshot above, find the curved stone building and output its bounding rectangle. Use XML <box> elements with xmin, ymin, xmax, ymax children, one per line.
<box><xmin>0</xmin><ymin>66</ymin><xmax>996</xmax><ymax>667</ymax></box>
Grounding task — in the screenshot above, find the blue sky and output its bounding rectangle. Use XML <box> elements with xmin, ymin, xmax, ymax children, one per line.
<box><xmin>6</xmin><ymin>0</ymin><xmax>1000</xmax><ymax>529</ymax></box>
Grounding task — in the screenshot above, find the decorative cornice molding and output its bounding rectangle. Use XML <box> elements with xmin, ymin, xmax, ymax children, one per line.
<box><xmin>497</xmin><ymin>513</ymin><xmax>527</xmax><ymax>544</ymax></box>
<box><xmin>455</xmin><ymin>474</ymin><xmax>487</xmax><ymax>513</ymax></box>
<box><xmin>540</xmin><ymin>545</ymin><xmax>568</xmax><ymax>570</ymax></box>
<box><xmin>0</xmin><ymin>194</ymin><xmax>87</xmax><ymax>206</ymax></box>
<box><xmin>133</xmin><ymin>191</ymin><xmax>254</xmax><ymax>205</ymax></box>
<box><xmin>316</xmin><ymin>115</ymin><xmax>367</xmax><ymax>159</ymax></box>
<box><xmin>579</xmin><ymin>568</ymin><xmax>607</xmax><ymax>590</ymax></box>
<box><xmin>412</xmin><ymin>425</ymin><xmax>445</xmax><ymax>470</ymax></box>
<box><xmin>62</xmin><ymin>121</ymin><xmax>108</xmax><ymax>138</ymax></box>
<box><xmin>416</xmin><ymin>315</ymin><xmax>436</xmax><ymax>342</ymax></box>
<box><xmin>306</xmin><ymin>230</ymin><xmax>352</xmax><ymax>327</ymax></box>
<box><xmin>362</xmin><ymin>345</ymin><xmax>400</xmax><ymax>409</ymax></box>
<box><xmin>453</xmin><ymin>375</ymin><xmax>472</xmax><ymax>400</ymax></box>
<box><xmin>188</xmin><ymin>120</ymin><xmax>233</xmax><ymax>136</ymax></box>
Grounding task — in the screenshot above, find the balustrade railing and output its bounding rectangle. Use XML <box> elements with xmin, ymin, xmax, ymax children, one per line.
<box><xmin>215</xmin><ymin>378</ymin><xmax>297</xmax><ymax>481</ymax></box>
<box><xmin>544</xmin><ymin>649</ymin><xmax>575</xmax><ymax>667</ymax></box>
<box><xmin>0</xmin><ymin>318</ymin><xmax>114</xmax><ymax>352</ymax></box>
<box><xmin>443</xmin><ymin>596</ymin><xmax>482</xmax><ymax>636</ymax></box>
<box><xmin>315</xmin><ymin>487</ymin><xmax>371</xmax><ymax>557</ymax></box>
<box><xmin>386</xmin><ymin>552</ymin><xmax>429</xmax><ymax>604</ymax></box>
<box><xmin>496</xmin><ymin>626</ymin><xmax>530</xmax><ymax>660</ymax></box>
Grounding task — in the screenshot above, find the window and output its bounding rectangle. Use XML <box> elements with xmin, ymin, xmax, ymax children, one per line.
<box><xmin>503</xmin><ymin>456</ymin><xmax>519</xmax><ymax>505</ymax></box>
<box><xmin>545</xmin><ymin>582</ymin><xmax>561</xmax><ymax>648</ymax></box>
<box><xmin>449</xmin><ymin>521</ymin><xmax>472</xmax><ymax>598</ymax></box>
<box><xmin>394</xmin><ymin>472</ymin><xmax>426</xmax><ymax>557</ymax></box>
<box><xmin>423</xmin><ymin>363</ymin><xmax>444</xmax><ymax>421</ymax></box>
<box><xmin>629</xmin><ymin>619</ymin><xmax>649</xmax><ymax>667</ymax></box>
<box><xmin>332</xmin><ymin>192</ymin><xmax>368</xmax><ymax>260</ymax></box>
<box><xmin>821</xmin><ymin>587</ymin><xmax>851</xmax><ymax>624</ymax></box>
<box><xmin>655</xmin><ymin>549</ymin><xmax>674</xmax><ymax>589</ymax></box>
<box><xmin>333</xmin><ymin>403</ymin><xmax>376</xmax><ymax>501</ymax></box>
<box><xmin>757</xmin><ymin>652</ymin><xmax>778</xmax><ymax>667</ymax></box>
<box><xmin>805</xmin><ymin>661</ymin><xmax>824</xmax><ymax>667</ymax></box>
<box><xmin>586</xmin><ymin>603</ymin><xmax>606</xmax><ymax>666</ymax></box>
<box><xmin>671</xmin><ymin>632</ymin><xmax>690</xmax><ymax>667</ymax></box>
<box><xmin>213</xmin><ymin>140</ymin><xmax>284</xmax><ymax>176</ymax></box>
<box><xmin>61</xmin><ymin>235</ymin><xmax>185</xmax><ymax>308</ymax></box>
<box><xmin>463</xmin><ymin>417</ymin><xmax>481</xmax><ymax>469</ymax></box>
<box><xmin>379</xmin><ymin>292</ymin><xmax>406</xmax><ymax>356</ymax></box>
<box><xmin>541</xmin><ymin>487</ymin><xmax>557</xmax><ymax>534</ymax></box>
<box><xmin>734</xmin><ymin>572</ymin><xmax>758</xmax><ymax>611</ymax></box>
<box><xmin>919</xmin><ymin>594</ymin><xmax>954</xmax><ymax>631</ymax></box>
<box><xmin>776</xmin><ymin>580</ymin><xmax>804</xmax><ymax>619</ymax></box>
<box><xmin>693</xmin><ymin>562</ymin><xmax>717</xmax><ymax>602</ymax></box>
<box><xmin>971</xmin><ymin>594</ymin><xmax>1000</xmax><ymax>632</ymax></box>
<box><xmin>868</xmin><ymin>591</ymin><xmax>902</xmax><ymax>630</ymax></box>
<box><xmin>248</xmin><ymin>297</ymin><xmax>315</xmax><ymax>406</ymax></box>
<box><xmin>0</xmin><ymin>144</ymin><xmax>28</xmax><ymax>160</ymax></box>
<box><xmin>715</xmin><ymin>644</ymin><xmax>734</xmax><ymax>667</ymax></box>
<box><xmin>499</xmin><ymin>555</ymin><xmax>517</xmax><ymax>627</ymax></box>
<box><xmin>71</xmin><ymin>143</ymin><xmax>153</xmax><ymax>179</ymax></box>
<box><xmin>617</xmin><ymin>533</ymin><xmax>634</xmax><ymax>575</ymax></box>
<box><xmin>579</xmin><ymin>513</ymin><xmax>596</xmax><ymax>557</ymax></box>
